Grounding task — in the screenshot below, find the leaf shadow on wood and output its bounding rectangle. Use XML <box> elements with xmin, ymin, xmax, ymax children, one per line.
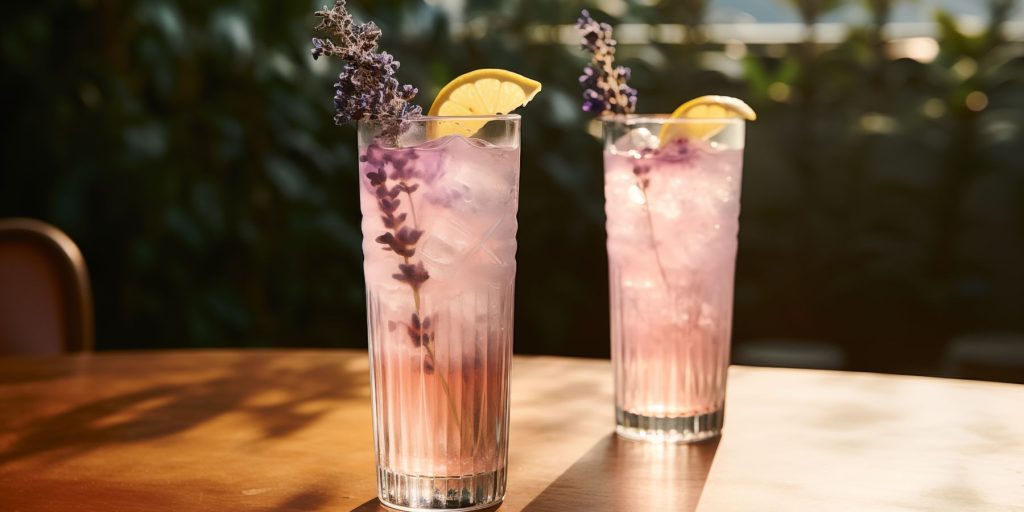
<box><xmin>0</xmin><ymin>353</ymin><xmax>368</xmax><ymax>466</ymax></box>
<box><xmin>523</xmin><ymin>433</ymin><xmax>720</xmax><ymax>512</ymax></box>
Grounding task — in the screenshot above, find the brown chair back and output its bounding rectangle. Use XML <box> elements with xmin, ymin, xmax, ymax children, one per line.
<box><xmin>0</xmin><ymin>218</ymin><xmax>94</xmax><ymax>355</ymax></box>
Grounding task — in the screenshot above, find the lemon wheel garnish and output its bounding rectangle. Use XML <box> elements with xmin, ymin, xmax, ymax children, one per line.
<box><xmin>659</xmin><ymin>95</ymin><xmax>757</xmax><ymax>144</ymax></box>
<box><xmin>426</xmin><ymin>69</ymin><xmax>542</xmax><ymax>138</ymax></box>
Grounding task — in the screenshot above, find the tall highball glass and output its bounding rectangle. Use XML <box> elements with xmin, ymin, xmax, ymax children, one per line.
<box><xmin>602</xmin><ymin>116</ymin><xmax>745</xmax><ymax>443</ymax></box>
<box><xmin>357</xmin><ymin>115</ymin><xmax>520</xmax><ymax>511</ymax></box>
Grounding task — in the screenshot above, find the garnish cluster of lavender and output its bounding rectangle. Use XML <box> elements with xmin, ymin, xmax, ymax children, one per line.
<box><xmin>576</xmin><ymin>9</ymin><xmax>637</xmax><ymax>116</ymax></box>
<box><xmin>312</xmin><ymin>1</ymin><xmax>421</xmax><ymax>126</ymax></box>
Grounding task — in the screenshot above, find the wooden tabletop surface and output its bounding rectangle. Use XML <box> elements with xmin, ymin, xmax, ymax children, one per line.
<box><xmin>0</xmin><ymin>350</ymin><xmax>1021</xmax><ymax>512</ymax></box>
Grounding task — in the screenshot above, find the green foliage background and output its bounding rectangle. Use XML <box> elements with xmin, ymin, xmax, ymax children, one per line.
<box><xmin>1</xmin><ymin>0</ymin><xmax>1022</xmax><ymax>374</ymax></box>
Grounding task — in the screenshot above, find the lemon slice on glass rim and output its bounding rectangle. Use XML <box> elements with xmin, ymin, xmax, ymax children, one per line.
<box><xmin>658</xmin><ymin>95</ymin><xmax>757</xmax><ymax>145</ymax></box>
<box><xmin>426</xmin><ymin>69</ymin><xmax>542</xmax><ymax>138</ymax></box>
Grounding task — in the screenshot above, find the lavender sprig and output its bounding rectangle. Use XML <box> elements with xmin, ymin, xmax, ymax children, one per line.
<box><xmin>318</xmin><ymin>0</ymin><xmax>459</xmax><ymax>428</ymax></box>
<box><xmin>312</xmin><ymin>1</ymin><xmax>421</xmax><ymax>129</ymax></box>
<box><xmin>363</xmin><ymin>148</ymin><xmax>430</xmax><ymax>308</ymax></box>
<box><xmin>576</xmin><ymin>10</ymin><xmax>670</xmax><ymax>286</ymax></box>
<box><xmin>364</xmin><ymin>151</ymin><xmax>433</xmax><ymax>354</ymax></box>
<box><xmin>577</xmin><ymin>10</ymin><xmax>637</xmax><ymax>116</ymax></box>
<box><xmin>362</xmin><ymin>146</ymin><xmax>462</xmax><ymax>428</ymax></box>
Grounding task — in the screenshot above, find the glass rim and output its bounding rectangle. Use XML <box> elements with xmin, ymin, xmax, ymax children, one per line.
<box><xmin>358</xmin><ymin>113</ymin><xmax>521</xmax><ymax>124</ymax></box>
<box><xmin>600</xmin><ymin>114</ymin><xmax>746</xmax><ymax>125</ymax></box>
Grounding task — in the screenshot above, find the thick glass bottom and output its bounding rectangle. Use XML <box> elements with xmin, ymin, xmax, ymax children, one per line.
<box><xmin>378</xmin><ymin>467</ymin><xmax>505</xmax><ymax>512</ymax></box>
<box><xmin>615</xmin><ymin>407</ymin><xmax>724</xmax><ymax>443</ymax></box>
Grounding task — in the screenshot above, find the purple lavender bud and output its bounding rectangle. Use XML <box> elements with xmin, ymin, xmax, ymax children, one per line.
<box><xmin>579</xmin><ymin>66</ymin><xmax>599</xmax><ymax>88</ymax></box>
<box><xmin>393</xmin><ymin>262</ymin><xmax>430</xmax><ymax>290</ymax></box>
<box><xmin>575</xmin><ymin>9</ymin><xmax>637</xmax><ymax>116</ymax></box>
<box><xmin>582</xmin><ymin>87</ymin><xmax>609</xmax><ymax>113</ymax></box>
<box><xmin>395</xmin><ymin>226</ymin><xmax>424</xmax><ymax>245</ymax></box>
<box><xmin>375</xmin><ymin>232</ymin><xmax>396</xmax><ymax>250</ymax></box>
<box><xmin>366</xmin><ymin>169</ymin><xmax>387</xmax><ymax>186</ymax></box>
<box><xmin>399</xmin><ymin>84</ymin><xmax>417</xmax><ymax>100</ymax></box>
<box><xmin>577</xmin><ymin>9</ymin><xmax>592</xmax><ymax>28</ymax></box>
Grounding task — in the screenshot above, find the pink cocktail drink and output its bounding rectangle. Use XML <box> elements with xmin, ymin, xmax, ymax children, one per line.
<box><xmin>358</xmin><ymin>116</ymin><xmax>519</xmax><ymax>511</ymax></box>
<box><xmin>603</xmin><ymin>117</ymin><xmax>745</xmax><ymax>442</ymax></box>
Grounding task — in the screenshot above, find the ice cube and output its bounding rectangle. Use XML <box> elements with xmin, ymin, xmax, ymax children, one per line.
<box><xmin>481</xmin><ymin>239</ymin><xmax>517</xmax><ymax>266</ymax></box>
<box><xmin>413</xmin><ymin>134</ymin><xmax>460</xmax><ymax>150</ymax></box>
<box><xmin>419</xmin><ymin>211</ymin><xmax>517</xmax><ymax>280</ymax></box>
<box><xmin>417</xmin><ymin>137</ymin><xmax>518</xmax><ymax>282</ymax></box>
<box><xmin>612</xmin><ymin>127</ymin><xmax>660</xmax><ymax>155</ymax></box>
<box><xmin>418</xmin><ymin>218</ymin><xmax>477</xmax><ymax>279</ymax></box>
<box><xmin>436</xmin><ymin>157</ymin><xmax>516</xmax><ymax>214</ymax></box>
<box><xmin>480</xmin><ymin>215</ymin><xmax>517</xmax><ymax>266</ymax></box>
<box><xmin>630</xmin><ymin>127</ymin><xmax>660</xmax><ymax>150</ymax></box>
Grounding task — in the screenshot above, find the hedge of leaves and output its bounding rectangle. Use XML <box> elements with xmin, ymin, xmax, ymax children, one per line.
<box><xmin>1</xmin><ymin>0</ymin><xmax>1021</xmax><ymax>373</ymax></box>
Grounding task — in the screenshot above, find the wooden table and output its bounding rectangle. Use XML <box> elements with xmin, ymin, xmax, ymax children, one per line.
<box><xmin>0</xmin><ymin>350</ymin><xmax>1021</xmax><ymax>511</ymax></box>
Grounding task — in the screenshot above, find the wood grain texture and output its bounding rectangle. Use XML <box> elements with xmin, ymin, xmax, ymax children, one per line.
<box><xmin>0</xmin><ymin>350</ymin><xmax>1021</xmax><ymax>511</ymax></box>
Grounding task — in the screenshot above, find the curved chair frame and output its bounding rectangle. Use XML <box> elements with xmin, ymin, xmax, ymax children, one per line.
<box><xmin>0</xmin><ymin>218</ymin><xmax>94</xmax><ymax>352</ymax></box>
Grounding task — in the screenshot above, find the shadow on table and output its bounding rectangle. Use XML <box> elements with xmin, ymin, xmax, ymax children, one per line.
<box><xmin>0</xmin><ymin>359</ymin><xmax>77</xmax><ymax>385</ymax></box>
<box><xmin>275</xmin><ymin>487</ymin><xmax>336</xmax><ymax>511</ymax></box>
<box><xmin>523</xmin><ymin>434</ymin><xmax>720</xmax><ymax>512</ymax></box>
<box><xmin>0</xmin><ymin>353</ymin><xmax>368</xmax><ymax>465</ymax></box>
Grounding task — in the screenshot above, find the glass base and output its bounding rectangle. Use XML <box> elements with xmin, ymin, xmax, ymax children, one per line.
<box><xmin>615</xmin><ymin>407</ymin><xmax>724</xmax><ymax>443</ymax></box>
<box><xmin>378</xmin><ymin>467</ymin><xmax>505</xmax><ymax>512</ymax></box>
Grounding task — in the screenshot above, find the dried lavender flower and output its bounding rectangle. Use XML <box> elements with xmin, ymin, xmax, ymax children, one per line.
<box><xmin>393</xmin><ymin>262</ymin><xmax>430</xmax><ymax>291</ymax></box>
<box><xmin>406</xmin><ymin>313</ymin><xmax>435</xmax><ymax>348</ymax></box>
<box><xmin>576</xmin><ymin>10</ymin><xmax>637</xmax><ymax>116</ymax></box>
<box><xmin>312</xmin><ymin>1</ymin><xmax>422</xmax><ymax>126</ymax></box>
